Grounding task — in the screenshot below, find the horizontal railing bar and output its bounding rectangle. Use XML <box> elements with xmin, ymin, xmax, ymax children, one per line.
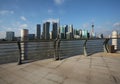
<box><xmin>0</xmin><ymin>53</ymin><xmax>19</xmax><ymax>56</ymax></box>
<box><xmin>0</xmin><ymin>38</ymin><xmax>120</xmax><ymax>43</ymax></box>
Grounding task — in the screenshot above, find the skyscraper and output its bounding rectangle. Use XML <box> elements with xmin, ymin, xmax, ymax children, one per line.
<box><xmin>79</xmin><ymin>29</ymin><xmax>82</xmax><ymax>38</ymax></box>
<box><xmin>91</xmin><ymin>24</ymin><xmax>95</xmax><ymax>38</ymax></box>
<box><xmin>64</xmin><ymin>25</ymin><xmax>68</xmax><ymax>39</ymax></box>
<box><xmin>82</xmin><ymin>30</ymin><xmax>88</xmax><ymax>38</ymax></box>
<box><xmin>60</xmin><ymin>26</ymin><xmax>65</xmax><ymax>39</ymax></box>
<box><xmin>6</xmin><ymin>31</ymin><xmax>15</xmax><ymax>41</ymax></box>
<box><xmin>69</xmin><ymin>25</ymin><xmax>73</xmax><ymax>39</ymax></box>
<box><xmin>43</xmin><ymin>23</ymin><xmax>45</xmax><ymax>39</ymax></box>
<box><xmin>52</xmin><ymin>22</ymin><xmax>58</xmax><ymax>39</ymax></box>
<box><xmin>36</xmin><ymin>24</ymin><xmax>41</xmax><ymax>39</ymax></box>
<box><xmin>43</xmin><ymin>22</ymin><xmax>50</xmax><ymax>40</ymax></box>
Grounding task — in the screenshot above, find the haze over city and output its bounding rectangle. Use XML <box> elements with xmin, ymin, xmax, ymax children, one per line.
<box><xmin>0</xmin><ymin>0</ymin><xmax>120</xmax><ymax>38</ymax></box>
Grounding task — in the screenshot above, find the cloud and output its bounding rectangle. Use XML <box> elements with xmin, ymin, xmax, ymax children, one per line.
<box><xmin>0</xmin><ymin>10</ymin><xmax>14</xmax><ymax>15</ymax></box>
<box><xmin>82</xmin><ymin>23</ymin><xmax>89</xmax><ymax>28</ymax></box>
<box><xmin>19</xmin><ymin>24</ymin><xmax>28</xmax><ymax>28</ymax></box>
<box><xmin>20</xmin><ymin>16</ymin><xmax>27</xmax><ymax>21</ymax></box>
<box><xmin>54</xmin><ymin>0</ymin><xmax>64</xmax><ymax>5</ymax></box>
<box><xmin>113</xmin><ymin>22</ymin><xmax>120</xmax><ymax>27</ymax></box>
<box><xmin>58</xmin><ymin>10</ymin><xmax>65</xmax><ymax>14</ymax></box>
<box><xmin>48</xmin><ymin>9</ymin><xmax>53</xmax><ymax>13</ymax></box>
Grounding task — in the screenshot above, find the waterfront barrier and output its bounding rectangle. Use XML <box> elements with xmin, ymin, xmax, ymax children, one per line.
<box><xmin>0</xmin><ymin>38</ymin><xmax>120</xmax><ymax>64</ymax></box>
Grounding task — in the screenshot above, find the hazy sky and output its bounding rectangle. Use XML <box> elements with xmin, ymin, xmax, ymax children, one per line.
<box><xmin>0</xmin><ymin>0</ymin><xmax>120</xmax><ymax>38</ymax></box>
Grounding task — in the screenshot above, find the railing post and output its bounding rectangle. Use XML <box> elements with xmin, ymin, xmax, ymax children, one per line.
<box><xmin>54</xmin><ymin>37</ymin><xmax>61</xmax><ymax>60</ymax></box>
<box><xmin>83</xmin><ymin>39</ymin><xmax>88</xmax><ymax>56</ymax></box>
<box><xmin>103</xmin><ymin>38</ymin><xmax>110</xmax><ymax>53</ymax></box>
<box><xmin>112</xmin><ymin>31</ymin><xmax>118</xmax><ymax>50</ymax></box>
<box><xmin>17</xmin><ymin>41</ymin><xmax>22</xmax><ymax>65</ymax></box>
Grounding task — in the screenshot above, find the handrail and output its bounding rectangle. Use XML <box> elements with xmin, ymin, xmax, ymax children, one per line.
<box><xmin>0</xmin><ymin>38</ymin><xmax>120</xmax><ymax>65</ymax></box>
<box><xmin>103</xmin><ymin>38</ymin><xmax>110</xmax><ymax>53</ymax></box>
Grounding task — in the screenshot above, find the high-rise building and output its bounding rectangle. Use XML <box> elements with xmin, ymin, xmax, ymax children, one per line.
<box><xmin>79</xmin><ymin>29</ymin><xmax>82</xmax><ymax>38</ymax></box>
<box><xmin>69</xmin><ymin>25</ymin><xmax>74</xmax><ymax>39</ymax></box>
<box><xmin>52</xmin><ymin>22</ymin><xmax>58</xmax><ymax>39</ymax></box>
<box><xmin>64</xmin><ymin>25</ymin><xmax>68</xmax><ymax>39</ymax></box>
<box><xmin>82</xmin><ymin>30</ymin><xmax>88</xmax><ymax>38</ymax></box>
<box><xmin>59</xmin><ymin>26</ymin><xmax>65</xmax><ymax>39</ymax></box>
<box><xmin>91</xmin><ymin>24</ymin><xmax>95</xmax><ymax>38</ymax></box>
<box><xmin>43</xmin><ymin>22</ymin><xmax>50</xmax><ymax>40</ymax></box>
<box><xmin>43</xmin><ymin>23</ymin><xmax>45</xmax><ymax>39</ymax></box>
<box><xmin>36</xmin><ymin>24</ymin><xmax>41</xmax><ymax>39</ymax></box>
<box><xmin>6</xmin><ymin>31</ymin><xmax>15</xmax><ymax>41</ymax></box>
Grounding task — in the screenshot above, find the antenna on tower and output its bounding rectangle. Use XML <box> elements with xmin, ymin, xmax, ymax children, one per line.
<box><xmin>91</xmin><ymin>22</ymin><xmax>95</xmax><ymax>38</ymax></box>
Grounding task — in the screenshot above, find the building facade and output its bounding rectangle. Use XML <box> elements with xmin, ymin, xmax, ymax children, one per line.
<box><xmin>43</xmin><ymin>22</ymin><xmax>50</xmax><ymax>40</ymax></box>
<box><xmin>52</xmin><ymin>22</ymin><xmax>58</xmax><ymax>39</ymax></box>
<box><xmin>36</xmin><ymin>24</ymin><xmax>41</xmax><ymax>39</ymax></box>
<box><xmin>6</xmin><ymin>31</ymin><xmax>15</xmax><ymax>41</ymax></box>
<box><xmin>82</xmin><ymin>30</ymin><xmax>88</xmax><ymax>38</ymax></box>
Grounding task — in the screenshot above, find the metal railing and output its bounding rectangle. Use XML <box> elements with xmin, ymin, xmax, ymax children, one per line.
<box><xmin>0</xmin><ymin>42</ymin><xmax>19</xmax><ymax>64</ymax></box>
<box><xmin>0</xmin><ymin>38</ymin><xmax>120</xmax><ymax>64</ymax></box>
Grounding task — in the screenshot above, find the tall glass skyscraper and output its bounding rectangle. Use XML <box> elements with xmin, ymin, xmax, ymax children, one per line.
<box><xmin>43</xmin><ymin>22</ymin><xmax>50</xmax><ymax>40</ymax></box>
<box><xmin>64</xmin><ymin>25</ymin><xmax>68</xmax><ymax>39</ymax></box>
<box><xmin>52</xmin><ymin>22</ymin><xmax>58</xmax><ymax>39</ymax></box>
<box><xmin>6</xmin><ymin>31</ymin><xmax>15</xmax><ymax>41</ymax></box>
<box><xmin>36</xmin><ymin>24</ymin><xmax>41</xmax><ymax>39</ymax></box>
<box><xmin>59</xmin><ymin>26</ymin><xmax>65</xmax><ymax>39</ymax></box>
<box><xmin>68</xmin><ymin>25</ymin><xmax>73</xmax><ymax>39</ymax></box>
<box><xmin>82</xmin><ymin>30</ymin><xmax>88</xmax><ymax>38</ymax></box>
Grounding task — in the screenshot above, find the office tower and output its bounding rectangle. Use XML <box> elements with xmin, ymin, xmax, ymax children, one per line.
<box><xmin>52</xmin><ymin>22</ymin><xmax>58</xmax><ymax>39</ymax></box>
<box><xmin>73</xmin><ymin>29</ymin><xmax>77</xmax><ymax>35</ymax></box>
<box><xmin>64</xmin><ymin>25</ymin><xmax>68</xmax><ymax>39</ymax></box>
<box><xmin>82</xmin><ymin>30</ymin><xmax>88</xmax><ymax>38</ymax></box>
<box><xmin>43</xmin><ymin>23</ymin><xmax>45</xmax><ymax>39</ymax></box>
<box><xmin>69</xmin><ymin>25</ymin><xmax>73</xmax><ymax>32</ymax></box>
<box><xmin>6</xmin><ymin>31</ymin><xmax>15</xmax><ymax>41</ymax></box>
<box><xmin>79</xmin><ymin>29</ymin><xmax>82</xmax><ymax>38</ymax></box>
<box><xmin>69</xmin><ymin>25</ymin><xmax>73</xmax><ymax>39</ymax></box>
<box><xmin>60</xmin><ymin>26</ymin><xmax>65</xmax><ymax>39</ymax></box>
<box><xmin>43</xmin><ymin>22</ymin><xmax>50</xmax><ymax>40</ymax></box>
<box><xmin>36</xmin><ymin>24</ymin><xmax>41</xmax><ymax>39</ymax></box>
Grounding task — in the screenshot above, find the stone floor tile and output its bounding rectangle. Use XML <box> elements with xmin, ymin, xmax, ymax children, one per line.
<box><xmin>63</xmin><ymin>78</ymin><xmax>87</xmax><ymax>84</ymax></box>
<box><xmin>36</xmin><ymin>78</ymin><xmax>58</xmax><ymax>84</ymax></box>
<box><xmin>0</xmin><ymin>78</ymin><xmax>8</xmax><ymax>84</ymax></box>
<box><xmin>45</xmin><ymin>73</ymin><xmax>65</xmax><ymax>84</ymax></box>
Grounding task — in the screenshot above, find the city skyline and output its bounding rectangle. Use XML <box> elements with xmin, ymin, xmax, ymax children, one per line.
<box><xmin>2</xmin><ymin>22</ymin><xmax>101</xmax><ymax>41</ymax></box>
<box><xmin>0</xmin><ymin>0</ymin><xmax>120</xmax><ymax>38</ymax></box>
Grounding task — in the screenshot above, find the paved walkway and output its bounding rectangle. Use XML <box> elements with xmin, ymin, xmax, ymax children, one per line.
<box><xmin>0</xmin><ymin>52</ymin><xmax>120</xmax><ymax>84</ymax></box>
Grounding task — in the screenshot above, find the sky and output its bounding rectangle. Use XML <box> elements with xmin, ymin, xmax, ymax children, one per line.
<box><xmin>0</xmin><ymin>0</ymin><xmax>120</xmax><ymax>38</ymax></box>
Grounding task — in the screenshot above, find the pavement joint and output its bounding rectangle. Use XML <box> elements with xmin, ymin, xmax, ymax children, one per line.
<box><xmin>0</xmin><ymin>52</ymin><xmax>120</xmax><ymax>84</ymax></box>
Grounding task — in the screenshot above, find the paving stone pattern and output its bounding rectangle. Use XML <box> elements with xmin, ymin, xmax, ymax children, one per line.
<box><xmin>0</xmin><ymin>52</ymin><xmax>120</xmax><ymax>84</ymax></box>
